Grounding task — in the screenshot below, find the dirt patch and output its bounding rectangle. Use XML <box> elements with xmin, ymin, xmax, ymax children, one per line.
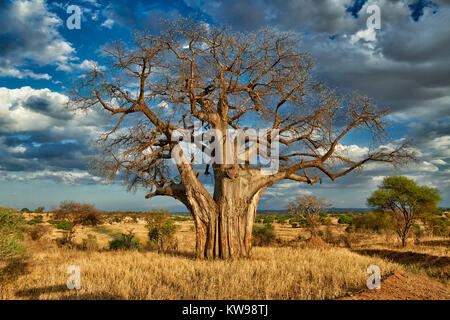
<box><xmin>353</xmin><ymin>249</ymin><xmax>450</xmax><ymax>281</ymax></box>
<box><xmin>304</xmin><ymin>236</ymin><xmax>331</xmax><ymax>249</ymax></box>
<box><xmin>341</xmin><ymin>271</ymin><xmax>450</xmax><ymax>300</ymax></box>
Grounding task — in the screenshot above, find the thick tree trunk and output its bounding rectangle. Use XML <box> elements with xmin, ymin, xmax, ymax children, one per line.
<box><xmin>190</xmin><ymin>171</ymin><xmax>265</xmax><ymax>259</ymax></box>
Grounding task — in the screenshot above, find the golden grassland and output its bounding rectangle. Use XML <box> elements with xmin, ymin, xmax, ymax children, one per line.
<box><xmin>0</xmin><ymin>246</ymin><xmax>400</xmax><ymax>300</ymax></box>
<box><xmin>0</xmin><ymin>214</ymin><xmax>448</xmax><ymax>300</ymax></box>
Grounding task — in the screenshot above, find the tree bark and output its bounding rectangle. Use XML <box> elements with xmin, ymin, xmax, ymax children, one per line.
<box><xmin>188</xmin><ymin>167</ymin><xmax>266</xmax><ymax>259</ymax></box>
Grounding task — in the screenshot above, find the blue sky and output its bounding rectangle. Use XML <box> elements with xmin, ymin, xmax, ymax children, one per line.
<box><xmin>0</xmin><ymin>0</ymin><xmax>449</xmax><ymax>211</ymax></box>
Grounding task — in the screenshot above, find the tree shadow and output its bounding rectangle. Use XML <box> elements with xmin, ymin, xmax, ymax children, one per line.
<box><xmin>415</xmin><ymin>239</ymin><xmax>450</xmax><ymax>247</ymax></box>
<box><xmin>161</xmin><ymin>250</ymin><xmax>197</xmax><ymax>260</ymax></box>
<box><xmin>353</xmin><ymin>249</ymin><xmax>450</xmax><ymax>268</ymax></box>
<box><xmin>0</xmin><ymin>258</ymin><xmax>30</xmax><ymax>284</ymax></box>
<box><xmin>15</xmin><ymin>285</ymin><xmax>124</xmax><ymax>300</ymax></box>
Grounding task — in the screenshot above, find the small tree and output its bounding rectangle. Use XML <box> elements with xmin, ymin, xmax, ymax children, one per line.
<box><xmin>145</xmin><ymin>210</ymin><xmax>178</xmax><ymax>252</ymax></box>
<box><xmin>20</xmin><ymin>208</ymin><xmax>31</xmax><ymax>214</ymax></box>
<box><xmin>367</xmin><ymin>176</ymin><xmax>441</xmax><ymax>247</ymax></box>
<box><xmin>53</xmin><ymin>201</ymin><xmax>102</xmax><ymax>247</ymax></box>
<box><xmin>34</xmin><ymin>207</ymin><xmax>45</xmax><ymax>213</ymax></box>
<box><xmin>288</xmin><ymin>195</ymin><xmax>331</xmax><ymax>237</ymax></box>
<box><xmin>0</xmin><ymin>207</ymin><xmax>26</xmax><ymax>258</ymax></box>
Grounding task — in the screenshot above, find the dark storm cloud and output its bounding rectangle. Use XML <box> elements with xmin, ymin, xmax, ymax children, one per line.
<box><xmin>22</xmin><ymin>96</ymin><xmax>73</xmax><ymax>120</ymax></box>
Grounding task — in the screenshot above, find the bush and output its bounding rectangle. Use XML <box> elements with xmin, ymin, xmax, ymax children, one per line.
<box><xmin>172</xmin><ymin>215</ymin><xmax>190</xmax><ymax>222</ymax></box>
<box><xmin>56</xmin><ymin>220</ymin><xmax>72</xmax><ymax>230</ymax></box>
<box><xmin>320</xmin><ymin>217</ymin><xmax>332</xmax><ymax>226</ymax></box>
<box><xmin>53</xmin><ymin>201</ymin><xmax>102</xmax><ymax>247</ymax></box>
<box><xmin>345</xmin><ymin>225</ymin><xmax>356</xmax><ymax>233</ymax></box>
<box><xmin>109</xmin><ymin>231</ymin><xmax>139</xmax><ymax>250</ymax></box>
<box><xmin>34</xmin><ymin>207</ymin><xmax>45</xmax><ymax>213</ymax></box>
<box><xmin>29</xmin><ymin>225</ymin><xmax>50</xmax><ymax>241</ymax></box>
<box><xmin>252</xmin><ymin>224</ymin><xmax>275</xmax><ymax>246</ymax></box>
<box><xmin>27</xmin><ymin>216</ymin><xmax>43</xmax><ymax>225</ymax></box>
<box><xmin>82</xmin><ymin>234</ymin><xmax>99</xmax><ymax>251</ymax></box>
<box><xmin>20</xmin><ymin>208</ymin><xmax>31</xmax><ymax>213</ymax></box>
<box><xmin>276</xmin><ymin>216</ymin><xmax>289</xmax><ymax>224</ymax></box>
<box><xmin>341</xmin><ymin>232</ymin><xmax>356</xmax><ymax>248</ymax></box>
<box><xmin>263</xmin><ymin>216</ymin><xmax>274</xmax><ymax>224</ymax></box>
<box><xmin>146</xmin><ymin>211</ymin><xmax>179</xmax><ymax>252</ymax></box>
<box><xmin>424</xmin><ymin>215</ymin><xmax>449</xmax><ymax>236</ymax></box>
<box><xmin>53</xmin><ymin>201</ymin><xmax>102</xmax><ymax>226</ymax></box>
<box><xmin>352</xmin><ymin>211</ymin><xmax>392</xmax><ymax>233</ymax></box>
<box><xmin>0</xmin><ymin>207</ymin><xmax>26</xmax><ymax>258</ymax></box>
<box><xmin>338</xmin><ymin>215</ymin><xmax>353</xmax><ymax>224</ymax></box>
<box><xmin>112</xmin><ymin>216</ymin><xmax>122</xmax><ymax>223</ymax></box>
<box><xmin>291</xmin><ymin>222</ymin><xmax>299</xmax><ymax>228</ymax></box>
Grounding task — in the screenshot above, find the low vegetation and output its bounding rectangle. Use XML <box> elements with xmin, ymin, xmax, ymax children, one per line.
<box><xmin>0</xmin><ymin>207</ymin><xmax>26</xmax><ymax>259</ymax></box>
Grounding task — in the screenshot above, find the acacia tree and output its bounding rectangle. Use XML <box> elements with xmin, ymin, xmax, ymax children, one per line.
<box><xmin>367</xmin><ymin>176</ymin><xmax>441</xmax><ymax>247</ymax></box>
<box><xmin>288</xmin><ymin>195</ymin><xmax>331</xmax><ymax>237</ymax></box>
<box><xmin>69</xmin><ymin>18</ymin><xmax>412</xmax><ymax>259</ymax></box>
<box><xmin>53</xmin><ymin>201</ymin><xmax>102</xmax><ymax>246</ymax></box>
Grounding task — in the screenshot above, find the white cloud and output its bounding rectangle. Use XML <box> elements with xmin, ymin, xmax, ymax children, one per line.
<box><xmin>101</xmin><ymin>18</ymin><xmax>114</xmax><ymax>29</ymax></box>
<box><xmin>0</xmin><ymin>170</ymin><xmax>104</xmax><ymax>185</ymax></box>
<box><xmin>431</xmin><ymin>159</ymin><xmax>446</xmax><ymax>165</ymax></box>
<box><xmin>0</xmin><ymin>0</ymin><xmax>77</xmax><ymax>77</ymax></box>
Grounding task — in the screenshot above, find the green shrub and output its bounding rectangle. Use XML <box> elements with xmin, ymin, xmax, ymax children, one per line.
<box><xmin>29</xmin><ymin>225</ymin><xmax>50</xmax><ymax>241</ymax></box>
<box><xmin>255</xmin><ymin>216</ymin><xmax>263</xmax><ymax>223</ymax></box>
<box><xmin>27</xmin><ymin>216</ymin><xmax>43</xmax><ymax>225</ymax></box>
<box><xmin>338</xmin><ymin>215</ymin><xmax>353</xmax><ymax>224</ymax></box>
<box><xmin>291</xmin><ymin>222</ymin><xmax>299</xmax><ymax>228</ymax></box>
<box><xmin>0</xmin><ymin>207</ymin><xmax>26</xmax><ymax>258</ymax></box>
<box><xmin>263</xmin><ymin>216</ymin><xmax>274</xmax><ymax>224</ymax></box>
<box><xmin>172</xmin><ymin>215</ymin><xmax>190</xmax><ymax>222</ymax></box>
<box><xmin>276</xmin><ymin>216</ymin><xmax>288</xmax><ymax>224</ymax></box>
<box><xmin>109</xmin><ymin>231</ymin><xmax>139</xmax><ymax>250</ymax></box>
<box><xmin>353</xmin><ymin>211</ymin><xmax>392</xmax><ymax>233</ymax></box>
<box><xmin>320</xmin><ymin>217</ymin><xmax>332</xmax><ymax>225</ymax></box>
<box><xmin>146</xmin><ymin>210</ymin><xmax>179</xmax><ymax>252</ymax></box>
<box><xmin>252</xmin><ymin>224</ymin><xmax>275</xmax><ymax>246</ymax></box>
<box><xmin>56</xmin><ymin>220</ymin><xmax>72</xmax><ymax>231</ymax></box>
<box><xmin>345</xmin><ymin>225</ymin><xmax>356</xmax><ymax>233</ymax></box>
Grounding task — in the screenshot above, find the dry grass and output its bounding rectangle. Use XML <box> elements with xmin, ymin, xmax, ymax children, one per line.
<box><xmin>0</xmin><ymin>245</ymin><xmax>399</xmax><ymax>300</ymax></box>
<box><xmin>2</xmin><ymin>214</ymin><xmax>447</xmax><ymax>300</ymax></box>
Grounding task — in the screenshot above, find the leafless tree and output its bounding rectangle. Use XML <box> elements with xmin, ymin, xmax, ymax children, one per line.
<box><xmin>288</xmin><ymin>195</ymin><xmax>331</xmax><ymax>237</ymax></box>
<box><xmin>69</xmin><ymin>18</ymin><xmax>413</xmax><ymax>259</ymax></box>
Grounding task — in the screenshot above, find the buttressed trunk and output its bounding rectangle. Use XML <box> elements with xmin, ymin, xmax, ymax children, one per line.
<box><xmin>188</xmin><ymin>167</ymin><xmax>266</xmax><ymax>259</ymax></box>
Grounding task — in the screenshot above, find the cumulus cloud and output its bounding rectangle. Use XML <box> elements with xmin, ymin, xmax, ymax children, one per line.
<box><xmin>0</xmin><ymin>86</ymin><xmax>110</xmax><ymax>183</ymax></box>
<box><xmin>0</xmin><ymin>0</ymin><xmax>77</xmax><ymax>78</ymax></box>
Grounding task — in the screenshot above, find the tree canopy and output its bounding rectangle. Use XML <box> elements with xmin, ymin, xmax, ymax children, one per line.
<box><xmin>367</xmin><ymin>176</ymin><xmax>441</xmax><ymax>246</ymax></box>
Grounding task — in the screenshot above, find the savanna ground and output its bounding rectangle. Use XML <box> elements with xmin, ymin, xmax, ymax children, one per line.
<box><xmin>1</xmin><ymin>212</ymin><xmax>448</xmax><ymax>300</ymax></box>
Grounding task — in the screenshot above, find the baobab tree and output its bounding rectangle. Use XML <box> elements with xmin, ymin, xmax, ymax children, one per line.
<box><xmin>69</xmin><ymin>18</ymin><xmax>413</xmax><ymax>259</ymax></box>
